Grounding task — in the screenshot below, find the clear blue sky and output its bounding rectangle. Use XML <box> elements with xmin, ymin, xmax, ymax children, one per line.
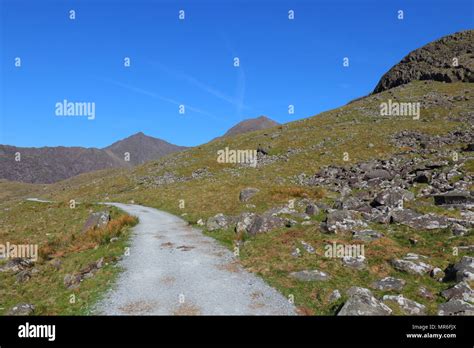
<box><xmin>1</xmin><ymin>0</ymin><xmax>472</xmax><ymax>148</ymax></box>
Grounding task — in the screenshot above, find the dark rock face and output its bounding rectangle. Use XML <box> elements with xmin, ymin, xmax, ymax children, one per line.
<box><xmin>433</xmin><ymin>191</ymin><xmax>474</xmax><ymax>206</ymax></box>
<box><xmin>373</xmin><ymin>30</ymin><xmax>473</xmax><ymax>94</ymax></box>
<box><xmin>445</xmin><ymin>256</ymin><xmax>474</xmax><ymax>282</ymax></box>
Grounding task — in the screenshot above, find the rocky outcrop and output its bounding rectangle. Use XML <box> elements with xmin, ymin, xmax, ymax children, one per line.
<box><xmin>373</xmin><ymin>30</ymin><xmax>473</xmax><ymax>93</ymax></box>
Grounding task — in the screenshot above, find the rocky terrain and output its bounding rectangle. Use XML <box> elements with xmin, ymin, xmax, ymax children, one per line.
<box><xmin>373</xmin><ymin>30</ymin><xmax>473</xmax><ymax>93</ymax></box>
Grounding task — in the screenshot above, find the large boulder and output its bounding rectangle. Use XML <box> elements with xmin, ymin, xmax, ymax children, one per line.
<box><xmin>382</xmin><ymin>295</ymin><xmax>426</xmax><ymax>315</ymax></box>
<box><xmin>322</xmin><ymin>210</ymin><xmax>367</xmax><ymax>234</ymax></box>
<box><xmin>438</xmin><ymin>299</ymin><xmax>474</xmax><ymax>316</ymax></box>
<box><xmin>391</xmin><ymin>254</ymin><xmax>433</xmax><ymax>275</ymax></box>
<box><xmin>441</xmin><ymin>282</ymin><xmax>474</xmax><ymax>303</ymax></box>
<box><xmin>234</xmin><ymin>212</ymin><xmax>257</xmax><ymax>234</ymax></box>
<box><xmin>206</xmin><ymin>213</ymin><xmax>235</xmax><ymax>231</ymax></box>
<box><xmin>371</xmin><ymin>189</ymin><xmax>404</xmax><ymax>208</ymax></box>
<box><xmin>337</xmin><ymin>287</ymin><xmax>392</xmax><ymax>316</ymax></box>
<box><xmin>433</xmin><ymin>191</ymin><xmax>474</xmax><ymax>206</ymax></box>
<box><xmin>364</xmin><ymin>169</ymin><xmax>393</xmax><ymax>181</ymax></box>
<box><xmin>445</xmin><ymin>256</ymin><xmax>474</xmax><ymax>282</ymax></box>
<box><xmin>247</xmin><ymin>215</ymin><xmax>287</xmax><ymax>235</ymax></box>
<box><xmin>390</xmin><ymin>209</ymin><xmax>449</xmax><ymax>230</ymax></box>
<box><xmin>82</xmin><ymin>211</ymin><xmax>110</xmax><ymax>233</ymax></box>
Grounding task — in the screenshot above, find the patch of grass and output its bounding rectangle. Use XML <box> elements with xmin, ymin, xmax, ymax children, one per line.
<box><xmin>0</xmin><ymin>201</ymin><xmax>137</xmax><ymax>315</ymax></box>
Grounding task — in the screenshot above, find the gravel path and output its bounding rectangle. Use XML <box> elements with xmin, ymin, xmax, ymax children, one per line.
<box><xmin>95</xmin><ymin>203</ymin><xmax>297</xmax><ymax>315</ymax></box>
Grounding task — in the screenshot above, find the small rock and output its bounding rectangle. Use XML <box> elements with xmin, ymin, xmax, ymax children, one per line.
<box><xmin>342</xmin><ymin>255</ymin><xmax>366</xmax><ymax>269</ymax></box>
<box><xmin>82</xmin><ymin>211</ymin><xmax>110</xmax><ymax>233</ymax></box>
<box><xmin>371</xmin><ymin>277</ymin><xmax>406</xmax><ymax>291</ymax></box>
<box><xmin>305</xmin><ymin>203</ymin><xmax>319</xmax><ymax>216</ymax></box>
<box><xmin>329</xmin><ymin>289</ymin><xmax>342</xmax><ymax>303</ymax></box>
<box><xmin>239</xmin><ymin>188</ymin><xmax>260</xmax><ymax>202</ymax></box>
<box><xmin>352</xmin><ymin>230</ymin><xmax>383</xmax><ymax>242</ymax></box>
<box><xmin>300</xmin><ymin>241</ymin><xmax>315</xmax><ymax>254</ymax></box>
<box><xmin>430</xmin><ymin>267</ymin><xmax>444</xmax><ymax>281</ymax></box>
<box><xmin>289</xmin><ymin>269</ymin><xmax>330</xmax><ymax>281</ymax></box>
<box><xmin>7</xmin><ymin>303</ymin><xmax>35</xmax><ymax>316</ymax></box>
<box><xmin>291</xmin><ymin>248</ymin><xmax>301</xmax><ymax>258</ymax></box>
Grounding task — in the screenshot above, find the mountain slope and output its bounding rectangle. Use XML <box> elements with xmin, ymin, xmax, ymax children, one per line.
<box><xmin>222</xmin><ymin>115</ymin><xmax>280</xmax><ymax>137</ymax></box>
<box><xmin>104</xmin><ymin>132</ymin><xmax>187</xmax><ymax>166</ymax></box>
<box><xmin>0</xmin><ymin>133</ymin><xmax>185</xmax><ymax>184</ymax></box>
<box><xmin>373</xmin><ymin>29</ymin><xmax>473</xmax><ymax>93</ymax></box>
<box><xmin>1</xmin><ymin>31</ymin><xmax>473</xmax><ymax>316</ymax></box>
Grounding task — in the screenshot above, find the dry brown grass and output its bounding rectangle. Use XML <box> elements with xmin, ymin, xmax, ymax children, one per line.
<box><xmin>38</xmin><ymin>215</ymin><xmax>138</xmax><ymax>260</ymax></box>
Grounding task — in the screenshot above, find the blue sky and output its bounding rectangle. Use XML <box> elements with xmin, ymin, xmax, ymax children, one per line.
<box><xmin>1</xmin><ymin>0</ymin><xmax>472</xmax><ymax>148</ymax></box>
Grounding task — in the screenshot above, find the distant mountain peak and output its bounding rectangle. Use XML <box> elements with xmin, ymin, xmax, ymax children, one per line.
<box><xmin>222</xmin><ymin>115</ymin><xmax>280</xmax><ymax>138</ymax></box>
<box><xmin>0</xmin><ymin>133</ymin><xmax>186</xmax><ymax>184</ymax></box>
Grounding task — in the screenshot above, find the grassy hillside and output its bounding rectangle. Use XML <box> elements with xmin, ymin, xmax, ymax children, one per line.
<box><xmin>3</xmin><ymin>80</ymin><xmax>471</xmax><ymax>315</ymax></box>
<box><xmin>0</xmin><ymin>200</ymin><xmax>137</xmax><ymax>315</ymax></box>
